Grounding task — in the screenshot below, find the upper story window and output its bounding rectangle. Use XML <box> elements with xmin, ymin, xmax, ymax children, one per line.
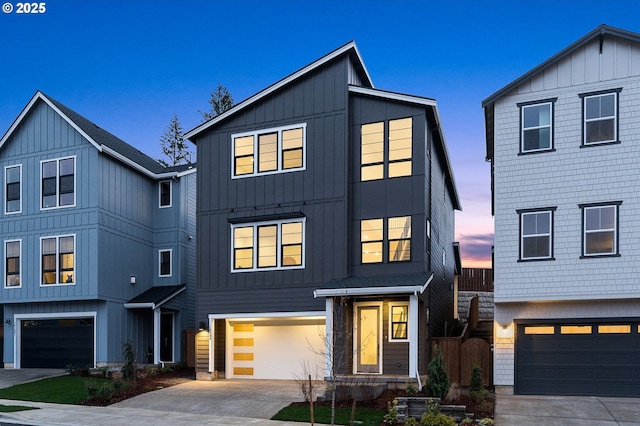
<box><xmin>231</xmin><ymin>218</ymin><xmax>305</xmax><ymax>272</ymax></box>
<box><xmin>232</xmin><ymin>124</ymin><xmax>306</xmax><ymax>178</ymax></box>
<box><xmin>389</xmin><ymin>303</ymin><xmax>409</xmax><ymax>341</ymax></box>
<box><xmin>159</xmin><ymin>249</ymin><xmax>172</xmax><ymax>277</ymax></box>
<box><xmin>581</xmin><ymin>90</ymin><xmax>620</xmax><ymax>146</ymax></box>
<box><xmin>41</xmin><ymin>157</ymin><xmax>75</xmax><ymax>209</ymax></box>
<box><xmin>159</xmin><ymin>180</ymin><xmax>172</xmax><ymax>208</ymax></box>
<box><xmin>361</xmin><ymin>216</ymin><xmax>411</xmax><ymax>263</ymax></box>
<box><xmin>518</xmin><ymin>208</ymin><xmax>555</xmax><ymax>261</ymax></box>
<box><xmin>5</xmin><ymin>239</ymin><xmax>21</xmax><ymax>288</ymax></box>
<box><xmin>519</xmin><ymin>99</ymin><xmax>555</xmax><ymax>153</ymax></box>
<box><xmin>580</xmin><ymin>202</ymin><xmax>621</xmax><ymax>257</ymax></box>
<box><xmin>5</xmin><ymin>165</ymin><xmax>21</xmax><ymax>214</ymax></box>
<box><xmin>41</xmin><ymin>235</ymin><xmax>75</xmax><ymax>285</ymax></box>
<box><xmin>361</xmin><ymin>117</ymin><xmax>412</xmax><ymax>181</ymax></box>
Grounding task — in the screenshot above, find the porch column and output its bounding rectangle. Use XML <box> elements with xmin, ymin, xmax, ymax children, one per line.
<box><xmin>409</xmin><ymin>294</ymin><xmax>419</xmax><ymax>379</ymax></box>
<box><xmin>153</xmin><ymin>308</ymin><xmax>161</xmax><ymax>365</ymax></box>
<box><xmin>324</xmin><ymin>297</ymin><xmax>333</xmax><ymax>378</ymax></box>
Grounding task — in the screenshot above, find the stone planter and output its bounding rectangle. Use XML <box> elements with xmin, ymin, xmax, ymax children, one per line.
<box><xmin>395</xmin><ymin>397</ymin><xmax>471</xmax><ymax>423</ymax></box>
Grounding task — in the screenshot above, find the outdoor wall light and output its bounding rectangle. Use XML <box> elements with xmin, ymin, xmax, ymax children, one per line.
<box><xmin>199</xmin><ymin>321</ymin><xmax>207</xmax><ymax>331</ymax></box>
<box><xmin>497</xmin><ymin>323</ymin><xmax>513</xmax><ymax>339</ymax></box>
<box><xmin>130</xmin><ymin>275</ymin><xmax>136</xmax><ymax>285</ymax></box>
<box><xmin>4</xmin><ymin>319</ymin><xmax>10</xmax><ymax>325</ymax></box>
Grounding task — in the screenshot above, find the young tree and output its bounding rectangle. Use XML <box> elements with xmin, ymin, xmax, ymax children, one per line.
<box><xmin>158</xmin><ymin>114</ymin><xmax>192</xmax><ymax>167</ymax></box>
<box><xmin>199</xmin><ymin>83</ymin><xmax>234</xmax><ymax>121</ymax></box>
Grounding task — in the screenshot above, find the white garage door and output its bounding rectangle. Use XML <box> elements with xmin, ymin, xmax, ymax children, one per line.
<box><xmin>228</xmin><ymin>318</ymin><xmax>325</xmax><ymax>379</ymax></box>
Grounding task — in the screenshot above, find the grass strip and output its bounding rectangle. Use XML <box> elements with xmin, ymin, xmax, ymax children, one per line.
<box><xmin>0</xmin><ymin>404</ymin><xmax>39</xmax><ymax>412</ymax></box>
<box><xmin>0</xmin><ymin>376</ymin><xmax>115</xmax><ymax>404</ymax></box>
<box><xmin>272</xmin><ymin>404</ymin><xmax>385</xmax><ymax>426</ymax></box>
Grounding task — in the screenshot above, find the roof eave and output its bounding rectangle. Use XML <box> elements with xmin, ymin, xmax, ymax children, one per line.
<box><xmin>314</xmin><ymin>274</ymin><xmax>433</xmax><ymax>298</ymax></box>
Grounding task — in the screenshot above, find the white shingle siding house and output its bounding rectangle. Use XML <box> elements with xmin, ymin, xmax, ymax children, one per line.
<box><xmin>483</xmin><ymin>25</ymin><xmax>640</xmax><ymax>397</ymax></box>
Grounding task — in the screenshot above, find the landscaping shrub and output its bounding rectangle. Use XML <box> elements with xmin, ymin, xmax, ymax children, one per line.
<box><xmin>122</xmin><ymin>340</ymin><xmax>137</xmax><ymax>381</ymax></box>
<box><xmin>424</xmin><ymin>345</ymin><xmax>450</xmax><ymax>399</ymax></box>
<box><xmin>468</xmin><ymin>364</ymin><xmax>489</xmax><ymax>402</ymax></box>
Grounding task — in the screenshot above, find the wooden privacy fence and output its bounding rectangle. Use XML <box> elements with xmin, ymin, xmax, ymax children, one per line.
<box><xmin>459</xmin><ymin>268</ymin><xmax>493</xmax><ymax>292</ymax></box>
<box><xmin>432</xmin><ymin>337</ymin><xmax>492</xmax><ymax>387</ymax></box>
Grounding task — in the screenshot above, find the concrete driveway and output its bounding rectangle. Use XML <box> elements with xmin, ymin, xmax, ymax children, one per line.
<box><xmin>112</xmin><ymin>379</ymin><xmax>304</xmax><ymax>420</ymax></box>
<box><xmin>496</xmin><ymin>394</ymin><xmax>640</xmax><ymax>425</ymax></box>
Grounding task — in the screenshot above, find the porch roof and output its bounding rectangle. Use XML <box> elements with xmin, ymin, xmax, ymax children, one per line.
<box><xmin>313</xmin><ymin>273</ymin><xmax>433</xmax><ymax>298</ymax></box>
<box><xmin>124</xmin><ymin>284</ymin><xmax>186</xmax><ymax>310</ymax></box>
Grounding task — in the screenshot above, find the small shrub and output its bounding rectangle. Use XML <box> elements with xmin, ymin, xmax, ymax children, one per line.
<box><xmin>122</xmin><ymin>340</ymin><xmax>137</xmax><ymax>381</ymax></box>
<box><xmin>425</xmin><ymin>345</ymin><xmax>450</xmax><ymax>399</ymax></box>
<box><xmin>405</xmin><ymin>417</ymin><xmax>420</xmax><ymax>426</ymax></box>
<box><xmin>468</xmin><ymin>364</ymin><xmax>488</xmax><ymax>402</ymax></box>
<box><xmin>382</xmin><ymin>398</ymin><xmax>399</xmax><ymax>425</ymax></box>
<box><xmin>85</xmin><ymin>381</ymin><xmax>99</xmax><ymax>399</ymax></box>
<box><xmin>419</xmin><ymin>412</ymin><xmax>456</xmax><ymax>426</ymax></box>
<box><xmin>459</xmin><ymin>418</ymin><xmax>474</xmax><ymax>425</ymax></box>
<box><xmin>66</xmin><ymin>364</ymin><xmax>76</xmax><ymax>376</ymax></box>
<box><xmin>99</xmin><ymin>382</ymin><xmax>115</xmax><ymax>403</ymax></box>
<box><xmin>477</xmin><ymin>419</ymin><xmax>495</xmax><ymax>426</ymax></box>
<box><xmin>111</xmin><ymin>379</ymin><xmax>125</xmax><ymax>392</ymax></box>
<box><xmin>405</xmin><ymin>380</ymin><xmax>418</xmax><ymax>396</ymax></box>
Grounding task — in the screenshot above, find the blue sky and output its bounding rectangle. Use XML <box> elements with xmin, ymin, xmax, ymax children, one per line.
<box><xmin>1</xmin><ymin>0</ymin><xmax>639</xmax><ymax>266</ymax></box>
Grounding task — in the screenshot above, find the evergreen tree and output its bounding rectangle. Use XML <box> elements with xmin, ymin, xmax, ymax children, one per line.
<box><xmin>425</xmin><ymin>344</ymin><xmax>451</xmax><ymax>399</ymax></box>
<box><xmin>158</xmin><ymin>114</ymin><xmax>191</xmax><ymax>167</ymax></box>
<box><xmin>199</xmin><ymin>83</ymin><xmax>234</xmax><ymax>121</ymax></box>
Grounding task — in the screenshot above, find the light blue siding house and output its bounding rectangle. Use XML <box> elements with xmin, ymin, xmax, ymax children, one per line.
<box><xmin>0</xmin><ymin>91</ymin><xmax>196</xmax><ymax>368</ymax></box>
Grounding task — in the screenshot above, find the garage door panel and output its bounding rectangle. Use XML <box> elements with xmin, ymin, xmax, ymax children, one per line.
<box><xmin>21</xmin><ymin>318</ymin><xmax>94</xmax><ymax>369</ymax></box>
<box><xmin>517</xmin><ymin>321</ymin><xmax>640</xmax><ymax>397</ymax></box>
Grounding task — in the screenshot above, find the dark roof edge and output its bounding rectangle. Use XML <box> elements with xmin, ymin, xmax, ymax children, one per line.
<box><xmin>481</xmin><ymin>24</ymin><xmax>640</xmax><ymax>108</ymax></box>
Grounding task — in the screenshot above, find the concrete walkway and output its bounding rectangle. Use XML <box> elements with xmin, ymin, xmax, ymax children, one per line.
<box><xmin>496</xmin><ymin>394</ymin><xmax>640</xmax><ymax>425</ymax></box>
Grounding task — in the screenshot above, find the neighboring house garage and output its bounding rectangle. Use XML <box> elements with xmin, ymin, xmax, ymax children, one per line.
<box><xmin>516</xmin><ymin>320</ymin><xmax>640</xmax><ymax>397</ymax></box>
<box><xmin>17</xmin><ymin>314</ymin><xmax>95</xmax><ymax>369</ymax></box>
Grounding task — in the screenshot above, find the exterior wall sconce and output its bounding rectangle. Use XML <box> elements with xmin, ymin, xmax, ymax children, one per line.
<box><xmin>199</xmin><ymin>321</ymin><xmax>208</xmax><ymax>331</ymax></box>
<box><xmin>497</xmin><ymin>322</ymin><xmax>514</xmax><ymax>339</ymax></box>
<box><xmin>130</xmin><ymin>275</ymin><xmax>136</xmax><ymax>285</ymax></box>
<box><xmin>4</xmin><ymin>319</ymin><xmax>10</xmax><ymax>325</ymax></box>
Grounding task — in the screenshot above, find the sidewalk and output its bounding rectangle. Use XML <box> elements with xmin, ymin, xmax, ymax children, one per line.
<box><xmin>0</xmin><ymin>399</ymin><xmax>324</xmax><ymax>426</ymax></box>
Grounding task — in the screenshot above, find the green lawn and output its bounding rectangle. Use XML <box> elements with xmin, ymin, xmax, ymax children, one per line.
<box><xmin>272</xmin><ymin>404</ymin><xmax>385</xmax><ymax>426</ymax></box>
<box><xmin>0</xmin><ymin>404</ymin><xmax>39</xmax><ymax>412</ymax></box>
<box><xmin>0</xmin><ymin>376</ymin><xmax>117</xmax><ymax>404</ymax></box>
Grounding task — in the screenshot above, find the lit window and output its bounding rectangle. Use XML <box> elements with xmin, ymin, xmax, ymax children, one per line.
<box><xmin>232</xmin><ymin>124</ymin><xmax>306</xmax><ymax>177</ymax></box>
<box><xmin>520</xmin><ymin>101</ymin><xmax>553</xmax><ymax>153</ymax></box>
<box><xmin>41</xmin><ymin>157</ymin><xmax>75</xmax><ymax>209</ymax></box>
<box><xmin>598</xmin><ymin>325</ymin><xmax>630</xmax><ymax>334</ymax></box>
<box><xmin>389</xmin><ymin>304</ymin><xmax>409</xmax><ymax>341</ymax></box>
<box><xmin>519</xmin><ymin>209</ymin><xmax>554</xmax><ymax>260</ymax></box>
<box><xmin>41</xmin><ymin>235</ymin><xmax>75</xmax><ymax>285</ymax></box>
<box><xmin>582</xmin><ymin>91</ymin><xmax>619</xmax><ymax>145</ymax></box>
<box><xmin>361</xmin><ymin>122</ymin><xmax>384</xmax><ymax>181</ymax></box>
<box><xmin>581</xmin><ymin>203</ymin><xmax>619</xmax><ymax>256</ymax></box>
<box><xmin>5</xmin><ymin>240</ymin><xmax>20</xmax><ymax>288</ymax></box>
<box><xmin>159</xmin><ymin>249</ymin><xmax>172</xmax><ymax>277</ymax></box>
<box><xmin>159</xmin><ymin>181</ymin><xmax>171</xmax><ymax>207</ymax></box>
<box><xmin>524</xmin><ymin>325</ymin><xmax>554</xmax><ymax>335</ymax></box>
<box><xmin>388</xmin><ymin>118</ymin><xmax>412</xmax><ymax>177</ymax></box>
<box><xmin>389</xmin><ymin>216</ymin><xmax>411</xmax><ymax>262</ymax></box>
<box><xmin>5</xmin><ymin>165</ymin><xmax>21</xmax><ymax>214</ymax></box>
<box><xmin>231</xmin><ymin>218</ymin><xmax>305</xmax><ymax>272</ymax></box>
<box><xmin>560</xmin><ymin>325</ymin><xmax>592</xmax><ymax>334</ymax></box>
<box><xmin>361</xmin><ymin>219</ymin><xmax>383</xmax><ymax>263</ymax></box>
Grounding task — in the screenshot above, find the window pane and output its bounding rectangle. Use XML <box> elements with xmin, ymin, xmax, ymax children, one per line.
<box><xmin>234</xmin><ymin>136</ymin><xmax>254</xmax><ymax>175</ymax></box>
<box><xmin>42</xmin><ymin>177</ymin><xmax>57</xmax><ymax>197</ymax></box>
<box><xmin>234</xmin><ymin>248</ymin><xmax>253</xmax><ymax>269</ymax></box>
<box><xmin>160</xmin><ymin>251</ymin><xmax>171</xmax><ymax>275</ymax></box>
<box><xmin>598</xmin><ymin>325</ymin><xmax>630</xmax><ymax>334</ymax></box>
<box><xmin>600</xmin><ymin>94</ymin><xmax>615</xmax><ymax>117</ymax></box>
<box><xmin>42</xmin><ymin>161</ymin><xmax>56</xmax><ymax>178</ymax></box>
<box><xmin>59</xmin><ymin>158</ymin><xmax>74</xmax><ymax>176</ymax></box>
<box><xmin>234</xmin><ymin>227</ymin><xmax>253</xmax><ymax>248</ymax></box>
<box><xmin>389</xmin><ymin>217</ymin><xmax>411</xmax><ymax>239</ymax></box>
<box><xmin>361</xmin><ymin>219</ymin><xmax>383</xmax><ymax>242</ymax></box>
<box><xmin>586</xmin><ymin>119</ymin><xmax>614</xmax><ymax>143</ymax></box>
<box><xmin>362</xmin><ymin>164</ymin><xmax>383</xmax><ymax>181</ymax></box>
<box><xmin>282</xmin><ymin>128</ymin><xmax>303</xmax><ymax>150</ymax></box>
<box><xmin>586</xmin><ymin>206</ymin><xmax>615</xmax><ymax>231</ymax></box>
<box><xmin>524</xmin><ymin>326</ymin><xmax>554</xmax><ymax>335</ymax></box>
<box><xmin>389</xmin><ymin>239</ymin><xmax>411</xmax><ymax>262</ymax></box>
<box><xmin>281</xmin><ymin>222</ymin><xmax>302</xmax><ymax>245</ymax></box>
<box><xmin>258</xmin><ymin>225</ymin><xmax>277</xmax><ymax>268</ymax></box>
<box><xmin>282</xmin><ymin>244</ymin><xmax>302</xmax><ymax>266</ymax></box>
<box><xmin>362</xmin><ymin>242</ymin><xmax>382</xmax><ymax>263</ymax></box>
<box><xmin>160</xmin><ymin>181</ymin><xmax>171</xmax><ymax>206</ymax></box>
<box><xmin>6</xmin><ymin>241</ymin><xmax>19</xmax><ymax>258</ymax></box>
<box><xmin>561</xmin><ymin>325</ymin><xmax>592</xmax><ymax>334</ymax></box>
<box><xmin>523</xmin><ymin>235</ymin><xmax>550</xmax><ymax>258</ymax></box>
<box><xmin>523</xmin><ymin>128</ymin><xmax>550</xmax><ymax>151</ymax></box>
<box><xmin>389</xmin><ymin>117</ymin><xmax>412</xmax><ymax>161</ymax></box>
<box><xmin>388</xmin><ymin>161</ymin><xmax>411</xmax><ymax>178</ymax></box>
<box><xmin>258</xmin><ymin>133</ymin><xmax>277</xmax><ymax>172</ymax></box>
<box><xmin>59</xmin><ymin>236</ymin><xmax>74</xmax><ymax>253</ymax></box>
<box><xmin>282</xmin><ymin>148</ymin><xmax>303</xmax><ymax>169</ymax></box>
<box><xmin>60</xmin><ymin>271</ymin><xmax>74</xmax><ymax>283</ymax></box>
<box><xmin>585</xmin><ymin>231</ymin><xmax>614</xmax><ymax>254</ymax></box>
<box><xmin>361</xmin><ymin>122</ymin><xmax>384</xmax><ymax>165</ymax></box>
<box><xmin>6</xmin><ymin>167</ymin><xmax>19</xmax><ymax>183</ymax></box>
<box><xmin>42</xmin><ymin>238</ymin><xmax>56</xmax><ymax>255</ymax></box>
<box><xmin>524</xmin><ymin>104</ymin><xmax>550</xmax><ymax>127</ymax></box>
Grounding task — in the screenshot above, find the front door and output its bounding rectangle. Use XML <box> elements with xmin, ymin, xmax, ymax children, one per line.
<box><xmin>160</xmin><ymin>312</ymin><xmax>174</xmax><ymax>362</ymax></box>
<box><xmin>356</xmin><ymin>305</ymin><xmax>380</xmax><ymax>373</ymax></box>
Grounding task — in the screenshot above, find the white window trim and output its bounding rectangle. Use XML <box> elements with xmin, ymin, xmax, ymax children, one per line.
<box><xmin>40</xmin><ymin>155</ymin><xmax>77</xmax><ymax>210</ymax></box>
<box><xmin>388</xmin><ymin>302</ymin><xmax>410</xmax><ymax>342</ymax></box>
<box><xmin>159</xmin><ymin>249</ymin><xmax>173</xmax><ymax>277</ymax></box>
<box><xmin>521</xmin><ymin>102</ymin><xmax>553</xmax><ymax>153</ymax></box>
<box><xmin>520</xmin><ymin>210</ymin><xmax>553</xmax><ymax>260</ymax></box>
<box><xmin>583</xmin><ymin>92</ymin><xmax>618</xmax><ymax>145</ymax></box>
<box><xmin>4</xmin><ymin>164</ymin><xmax>22</xmax><ymax>215</ymax></box>
<box><xmin>4</xmin><ymin>239</ymin><xmax>21</xmax><ymax>289</ymax></box>
<box><xmin>159</xmin><ymin>180</ymin><xmax>172</xmax><ymax>208</ymax></box>
<box><xmin>230</xmin><ymin>217</ymin><xmax>306</xmax><ymax>272</ymax></box>
<box><xmin>231</xmin><ymin>123</ymin><xmax>307</xmax><ymax>178</ymax></box>
<box><xmin>39</xmin><ymin>234</ymin><xmax>76</xmax><ymax>287</ymax></box>
<box><xmin>582</xmin><ymin>204</ymin><xmax>618</xmax><ymax>257</ymax></box>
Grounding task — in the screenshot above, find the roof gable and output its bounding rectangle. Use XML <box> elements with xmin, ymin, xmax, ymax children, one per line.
<box><xmin>1</xmin><ymin>91</ymin><xmax>194</xmax><ymax>179</ymax></box>
<box><xmin>184</xmin><ymin>41</ymin><xmax>372</xmax><ymax>141</ymax></box>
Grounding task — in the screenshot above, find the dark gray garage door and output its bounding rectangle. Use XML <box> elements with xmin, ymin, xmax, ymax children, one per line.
<box><xmin>516</xmin><ymin>321</ymin><xmax>640</xmax><ymax>397</ymax></box>
<box><xmin>21</xmin><ymin>318</ymin><xmax>94</xmax><ymax>368</ymax></box>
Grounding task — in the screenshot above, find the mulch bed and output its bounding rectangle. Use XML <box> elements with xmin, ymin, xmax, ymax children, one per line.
<box><xmin>81</xmin><ymin>368</ymin><xmax>195</xmax><ymax>406</ymax></box>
